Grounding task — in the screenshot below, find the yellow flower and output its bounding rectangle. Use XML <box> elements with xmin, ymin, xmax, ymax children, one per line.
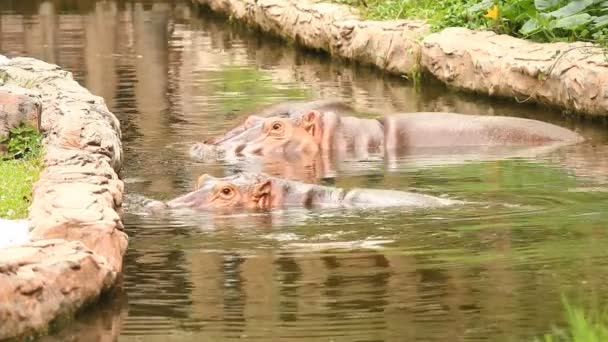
<box><xmin>484</xmin><ymin>4</ymin><xmax>499</xmax><ymax>20</ymax></box>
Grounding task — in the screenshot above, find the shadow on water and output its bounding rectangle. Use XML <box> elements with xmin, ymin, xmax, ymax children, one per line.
<box><xmin>2</xmin><ymin>0</ymin><xmax>608</xmax><ymax>341</ymax></box>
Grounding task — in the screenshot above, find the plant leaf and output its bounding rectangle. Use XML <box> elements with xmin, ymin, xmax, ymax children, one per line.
<box><xmin>547</xmin><ymin>0</ymin><xmax>595</xmax><ymax>18</ymax></box>
<box><xmin>593</xmin><ymin>15</ymin><xmax>608</xmax><ymax>29</ymax></box>
<box><xmin>467</xmin><ymin>0</ymin><xmax>494</xmax><ymax>14</ymax></box>
<box><xmin>554</xmin><ymin>13</ymin><xmax>593</xmax><ymax>29</ymax></box>
<box><xmin>534</xmin><ymin>0</ymin><xmax>560</xmax><ymax>11</ymax></box>
<box><xmin>520</xmin><ymin>18</ymin><xmax>540</xmax><ymax>34</ymax></box>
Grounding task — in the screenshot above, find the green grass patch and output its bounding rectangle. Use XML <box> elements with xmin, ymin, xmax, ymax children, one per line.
<box><xmin>0</xmin><ymin>158</ymin><xmax>42</xmax><ymax>219</ymax></box>
<box><xmin>0</xmin><ymin>122</ymin><xmax>43</xmax><ymax>220</ymax></box>
<box><xmin>331</xmin><ymin>0</ymin><xmax>608</xmax><ymax>44</ymax></box>
<box><xmin>539</xmin><ymin>297</ymin><xmax>608</xmax><ymax>342</ymax></box>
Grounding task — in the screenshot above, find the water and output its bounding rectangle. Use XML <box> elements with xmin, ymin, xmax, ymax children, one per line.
<box><xmin>2</xmin><ymin>1</ymin><xmax>608</xmax><ymax>341</ymax></box>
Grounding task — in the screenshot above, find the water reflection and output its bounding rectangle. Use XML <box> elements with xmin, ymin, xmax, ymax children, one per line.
<box><xmin>1</xmin><ymin>0</ymin><xmax>608</xmax><ymax>341</ymax></box>
<box><xmin>38</xmin><ymin>289</ymin><xmax>128</xmax><ymax>342</ymax></box>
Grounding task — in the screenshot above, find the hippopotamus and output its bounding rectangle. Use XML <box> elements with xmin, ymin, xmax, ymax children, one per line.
<box><xmin>144</xmin><ymin>172</ymin><xmax>461</xmax><ymax>212</ymax></box>
<box><xmin>225</xmin><ymin>110</ymin><xmax>584</xmax><ymax>160</ymax></box>
<box><xmin>189</xmin><ymin>99</ymin><xmax>360</xmax><ymax>161</ymax></box>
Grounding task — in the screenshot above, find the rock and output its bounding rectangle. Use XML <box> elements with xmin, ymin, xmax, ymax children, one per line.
<box><xmin>0</xmin><ymin>55</ymin><xmax>127</xmax><ymax>274</ymax></box>
<box><xmin>197</xmin><ymin>0</ymin><xmax>608</xmax><ymax>117</ymax></box>
<box><xmin>37</xmin><ymin>289</ymin><xmax>127</xmax><ymax>342</ymax></box>
<box><xmin>0</xmin><ymin>54</ymin><xmax>127</xmax><ymax>339</ymax></box>
<box><xmin>195</xmin><ymin>0</ymin><xmax>430</xmax><ymax>76</ymax></box>
<box><xmin>421</xmin><ymin>27</ymin><xmax>608</xmax><ymax>117</ymax></box>
<box><xmin>0</xmin><ymin>239</ymin><xmax>116</xmax><ymax>340</ymax></box>
<box><xmin>0</xmin><ymin>89</ymin><xmax>42</xmax><ymax>154</ymax></box>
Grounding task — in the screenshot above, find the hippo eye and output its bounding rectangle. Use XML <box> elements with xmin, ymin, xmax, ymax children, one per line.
<box><xmin>272</xmin><ymin>122</ymin><xmax>282</xmax><ymax>130</ymax></box>
<box><xmin>221</xmin><ymin>187</ymin><xmax>232</xmax><ymax>196</ymax></box>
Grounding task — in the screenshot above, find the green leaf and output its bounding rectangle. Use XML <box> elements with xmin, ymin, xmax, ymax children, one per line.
<box><xmin>593</xmin><ymin>15</ymin><xmax>608</xmax><ymax>29</ymax></box>
<box><xmin>520</xmin><ymin>18</ymin><xmax>540</xmax><ymax>34</ymax></box>
<box><xmin>547</xmin><ymin>0</ymin><xmax>595</xmax><ymax>18</ymax></box>
<box><xmin>535</xmin><ymin>0</ymin><xmax>560</xmax><ymax>11</ymax></box>
<box><xmin>554</xmin><ymin>13</ymin><xmax>593</xmax><ymax>29</ymax></box>
<box><xmin>467</xmin><ymin>0</ymin><xmax>494</xmax><ymax>14</ymax></box>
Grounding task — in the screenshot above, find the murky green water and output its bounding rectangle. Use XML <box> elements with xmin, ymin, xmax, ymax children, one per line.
<box><xmin>2</xmin><ymin>1</ymin><xmax>608</xmax><ymax>341</ymax></box>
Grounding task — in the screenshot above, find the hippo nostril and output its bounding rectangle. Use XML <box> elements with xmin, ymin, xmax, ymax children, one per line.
<box><xmin>203</xmin><ymin>138</ymin><xmax>214</xmax><ymax>144</ymax></box>
<box><xmin>234</xmin><ymin>144</ymin><xmax>246</xmax><ymax>155</ymax></box>
<box><xmin>248</xmin><ymin>146</ymin><xmax>263</xmax><ymax>155</ymax></box>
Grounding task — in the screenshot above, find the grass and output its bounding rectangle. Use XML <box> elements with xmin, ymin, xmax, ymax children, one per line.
<box><xmin>0</xmin><ymin>122</ymin><xmax>44</xmax><ymax>220</ymax></box>
<box><xmin>329</xmin><ymin>0</ymin><xmax>608</xmax><ymax>44</ymax></box>
<box><xmin>0</xmin><ymin>158</ymin><xmax>42</xmax><ymax>219</ymax></box>
<box><xmin>539</xmin><ymin>298</ymin><xmax>608</xmax><ymax>342</ymax></box>
<box><xmin>333</xmin><ymin>0</ymin><xmax>489</xmax><ymax>31</ymax></box>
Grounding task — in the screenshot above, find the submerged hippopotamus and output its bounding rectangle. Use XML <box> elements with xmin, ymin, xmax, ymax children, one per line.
<box><xmin>189</xmin><ymin>99</ymin><xmax>359</xmax><ymax>161</ymax></box>
<box><xmin>190</xmin><ymin>97</ymin><xmax>584</xmax><ymax>161</ymax></box>
<box><xmin>144</xmin><ymin>172</ymin><xmax>461</xmax><ymax>212</ymax></box>
<box><xmin>214</xmin><ymin>110</ymin><xmax>584</xmax><ymax>160</ymax></box>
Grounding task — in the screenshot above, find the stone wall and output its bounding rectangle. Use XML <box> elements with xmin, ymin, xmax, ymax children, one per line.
<box><xmin>422</xmin><ymin>28</ymin><xmax>608</xmax><ymax>117</ymax></box>
<box><xmin>0</xmin><ymin>55</ymin><xmax>127</xmax><ymax>339</ymax></box>
<box><xmin>195</xmin><ymin>0</ymin><xmax>608</xmax><ymax>117</ymax></box>
<box><xmin>197</xmin><ymin>0</ymin><xmax>429</xmax><ymax>76</ymax></box>
<box><xmin>0</xmin><ymin>240</ymin><xmax>117</xmax><ymax>338</ymax></box>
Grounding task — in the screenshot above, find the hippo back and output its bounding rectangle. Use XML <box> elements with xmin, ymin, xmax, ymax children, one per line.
<box><xmin>342</xmin><ymin>188</ymin><xmax>461</xmax><ymax>208</ymax></box>
<box><xmin>384</xmin><ymin>112</ymin><xmax>583</xmax><ymax>148</ymax></box>
<box><xmin>251</xmin><ymin>99</ymin><xmax>357</xmax><ymax>119</ymax></box>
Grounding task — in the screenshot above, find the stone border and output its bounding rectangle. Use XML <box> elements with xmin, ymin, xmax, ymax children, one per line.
<box><xmin>0</xmin><ymin>55</ymin><xmax>127</xmax><ymax>339</ymax></box>
<box><xmin>195</xmin><ymin>0</ymin><xmax>608</xmax><ymax>117</ymax></box>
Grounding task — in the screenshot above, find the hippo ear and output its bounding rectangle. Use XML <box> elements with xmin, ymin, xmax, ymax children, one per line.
<box><xmin>252</xmin><ymin>179</ymin><xmax>273</xmax><ymax>209</ymax></box>
<box><xmin>302</xmin><ymin>110</ymin><xmax>321</xmax><ymax>136</ymax></box>
<box><xmin>253</xmin><ymin>179</ymin><xmax>272</xmax><ymax>196</ymax></box>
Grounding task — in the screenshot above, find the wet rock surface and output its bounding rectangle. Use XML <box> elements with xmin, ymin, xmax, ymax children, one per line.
<box><xmin>0</xmin><ymin>240</ymin><xmax>116</xmax><ymax>340</ymax></box>
<box><xmin>0</xmin><ymin>55</ymin><xmax>126</xmax><ymax>339</ymax></box>
<box><xmin>422</xmin><ymin>27</ymin><xmax>608</xmax><ymax>117</ymax></box>
<box><xmin>195</xmin><ymin>0</ymin><xmax>608</xmax><ymax>117</ymax></box>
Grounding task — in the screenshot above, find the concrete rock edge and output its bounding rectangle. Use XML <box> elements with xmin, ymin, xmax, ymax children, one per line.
<box><xmin>195</xmin><ymin>0</ymin><xmax>608</xmax><ymax>117</ymax></box>
<box><xmin>0</xmin><ymin>240</ymin><xmax>117</xmax><ymax>339</ymax></box>
<box><xmin>0</xmin><ymin>55</ymin><xmax>127</xmax><ymax>340</ymax></box>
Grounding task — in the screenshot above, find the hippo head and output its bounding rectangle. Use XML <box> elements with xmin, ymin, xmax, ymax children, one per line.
<box><xmin>189</xmin><ymin>115</ymin><xmax>267</xmax><ymax>161</ymax></box>
<box><xmin>189</xmin><ymin>100</ymin><xmax>349</xmax><ymax>162</ymax></box>
<box><xmin>234</xmin><ymin>113</ymin><xmax>321</xmax><ymax>157</ymax></box>
<box><xmin>149</xmin><ymin>173</ymin><xmax>276</xmax><ymax>211</ymax></box>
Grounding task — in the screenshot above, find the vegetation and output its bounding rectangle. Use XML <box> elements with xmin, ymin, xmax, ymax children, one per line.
<box><xmin>539</xmin><ymin>298</ymin><xmax>608</xmax><ymax>342</ymax></box>
<box><xmin>332</xmin><ymin>0</ymin><xmax>608</xmax><ymax>44</ymax></box>
<box><xmin>1</xmin><ymin>123</ymin><xmax>43</xmax><ymax>160</ymax></box>
<box><xmin>0</xmin><ymin>123</ymin><xmax>43</xmax><ymax>219</ymax></box>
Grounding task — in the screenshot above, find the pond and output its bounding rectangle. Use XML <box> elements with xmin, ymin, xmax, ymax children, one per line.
<box><xmin>2</xmin><ymin>0</ymin><xmax>608</xmax><ymax>341</ymax></box>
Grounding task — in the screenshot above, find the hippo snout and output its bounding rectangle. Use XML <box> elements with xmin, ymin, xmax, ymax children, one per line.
<box><xmin>234</xmin><ymin>143</ymin><xmax>246</xmax><ymax>155</ymax></box>
<box><xmin>144</xmin><ymin>200</ymin><xmax>168</xmax><ymax>213</ymax></box>
<box><xmin>236</xmin><ymin>143</ymin><xmax>264</xmax><ymax>156</ymax></box>
<box><xmin>189</xmin><ymin>142</ymin><xmax>224</xmax><ymax>161</ymax></box>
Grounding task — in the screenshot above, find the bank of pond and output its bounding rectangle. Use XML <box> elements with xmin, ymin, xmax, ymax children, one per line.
<box><xmin>332</xmin><ymin>0</ymin><xmax>608</xmax><ymax>44</ymax></box>
<box><xmin>1</xmin><ymin>0</ymin><xmax>607</xmax><ymax>336</ymax></box>
<box><xmin>0</xmin><ymin>88</ymin><xmax>43</xmax><ymax>219</ymax></box>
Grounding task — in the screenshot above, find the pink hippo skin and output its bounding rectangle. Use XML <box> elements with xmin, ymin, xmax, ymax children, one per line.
<box><xmin>189</xmin><ymin>99</ymin><xmax>358</xmax><ymax>161</ymax></box>
<box><xmin>144</xmin><ymin>172</ymin><xmax>461</xmax><ymax>213</ymax></box>
<box><xmin>225</xmin><ymin>110</ymin><xmax>584</xmax><ymax>162</ymax></box>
